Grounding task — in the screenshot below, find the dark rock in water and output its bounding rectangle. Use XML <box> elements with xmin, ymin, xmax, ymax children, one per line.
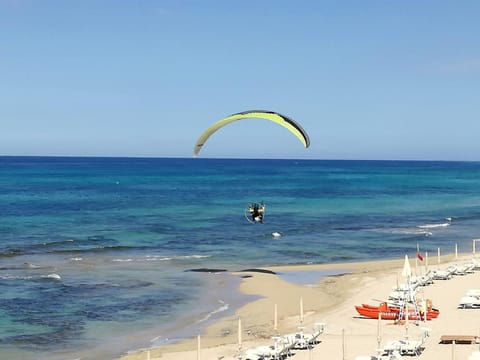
<box><xmin>185</xmin><ymin>268</ymin><xmax>228</xmax><ymax>273</ymax></box>
<box><xmin>240</xmin><ymin>268</ymin><xmax>276</xmax><ymax>275</ymax></box>
<box><xmin>240</xmin><ymin>275</ymin><xmax>253</xmax><ymax>279</ymax></box>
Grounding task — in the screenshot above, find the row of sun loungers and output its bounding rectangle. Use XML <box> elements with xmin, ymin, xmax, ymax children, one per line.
<box><xmin>382</xmin><ymin>327</ymin><xmax>430</xmax><ymax>357</ymax></box>
<box><xmin>243</xmin><ymin>323</ymin><xmax>325</xmax><ymax>360</ymax></box>
<box><xmin>408</xmin><ymin>261</ymin><xmax>477</xmax><ymax>286</ymax></box>
<box><xmin>434</xmin><ymin>263</ymin><xmax>476</xmax><ymax>279</ymax></box>
<box><xmin>355</xmin><ymin>328</ymin><xmax>430</xmax><ymax>360</ymax></box>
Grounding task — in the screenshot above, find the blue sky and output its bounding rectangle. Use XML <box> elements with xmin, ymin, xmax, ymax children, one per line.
<box><xmin>1</xmin><ymin>1</ymin><xmax>479</xmax><ymax>160</ymax></box>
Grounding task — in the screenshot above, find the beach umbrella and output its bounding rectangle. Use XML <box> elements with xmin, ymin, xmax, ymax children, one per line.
<box><xmin>197</xmin><ymin>334</ymin><xmax>201</xmax><ymax>360</ymax></box>
<box><xmin>402</xmin><ymin>254</ymin><xmax>412</xmax><ymax>279</ymax></box>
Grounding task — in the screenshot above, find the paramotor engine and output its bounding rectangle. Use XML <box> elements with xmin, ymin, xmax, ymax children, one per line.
<box><xmin>245</xmin><ymin>202</ymin><xmax>266</xmax><ymax>224</ymax></box>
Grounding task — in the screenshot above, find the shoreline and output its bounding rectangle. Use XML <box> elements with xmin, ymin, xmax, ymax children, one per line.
<box><xmin>120</xmin><ymin>251</ymin><xmax>479</xmax><ymax>359</ymax></box>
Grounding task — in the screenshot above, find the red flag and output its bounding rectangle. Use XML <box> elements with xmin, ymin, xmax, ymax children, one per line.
<box><xmin>417</xmin><ymin>243</ymin><xmax>423</xmax><ymax>261</ymax></box>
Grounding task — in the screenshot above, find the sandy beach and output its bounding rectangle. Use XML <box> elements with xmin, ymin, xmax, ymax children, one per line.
<box><xmin>121</xmin><ymin>252</ymin><xmax>480</xmax><ymax>360</ymax></box>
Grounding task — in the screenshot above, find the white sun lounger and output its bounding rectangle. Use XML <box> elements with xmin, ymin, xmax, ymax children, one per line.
<box><xmin>458</xmin><ymin>296</ymin><xmax>480</xmax><ymax>309</ymax></box>
<box><xmin>383</xmin><ymin>339</ymin><xmax>424</xmax><ymax>356</ymax></box>
<box><xmin>432</xmin><ymin>269</ymin><xmax>453</xmax><ymax>280</ymax></box>
<box><xmin>466</xmin><ymin>289</ymin><xmax>480</xmax><ymax>298</ymax></box>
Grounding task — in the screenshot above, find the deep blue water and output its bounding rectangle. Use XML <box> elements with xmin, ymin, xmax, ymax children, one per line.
<box><xmin>2</xmin><ymin>156</ymin><xmax>480</xmax><ymax>359</ymax></box>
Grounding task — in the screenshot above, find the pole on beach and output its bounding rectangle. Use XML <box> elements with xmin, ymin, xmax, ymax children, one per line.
<box><xmin>146</xmin><ymin>350</ymin><xmax>150</xmax><ymax>360</ymax></box>
<box><xmin>342</xmin><ymin>328</ymin><xmax>346</xmax><ymax>360</ymax></box>
<box><xmin>274</xmin><ymin>303</ymin><xmax>278</xmax><ymax>332</ymax></box>
<box><xmin>300</xmin><ymin>296</ymin><xmax>304</xmax><ymax>324</ymax></box>
<box><xmin>197</xmin><ymin>334</ymin><xmax>201</xmax><ymax>360</ymax></box>
<box><xmin>452</xmin><ymin>340</ymin><xmax>456</xmax><ymax>360</ymax></box>
<box><xmin>238</xmin><ymin>317</ymin><xmax>242</xmax><ymax>351</ymax></box>
<box><xmin>415</xmin><ymin>243</ymin><xmax>419</xmax><ymax>276</ymax></box>
<box><xmin>377</xmin><ymin>311</ymin><xmax>382</xmax><ymax>351</ymax></box>
<box><xmin>237</xmin><ymin>317</ymin><xmax>243</xmax><ymax>359</ymax></box>
<box><xmin>437</xmin><ymin>247</ymin><xmax>441</xmax><ymax>265</ymax></box>
<box><xmin>404</xmin><ymin>302</ymin><xmax>409</xmax><ymax>340</ymax></box>
<box><xmin>455</xmin><ymin>243</ymin><xmax>458</xmax><ymax>260</ymax></box>
<box><xmin>425</xmin><ymin>251</ymin><xmax>429</xmax><ymax>272</ymax></box>
<box><xmin>473</xmin><ymin>239</ymin><xmax>480</xmax><ymax>257</ymax></box>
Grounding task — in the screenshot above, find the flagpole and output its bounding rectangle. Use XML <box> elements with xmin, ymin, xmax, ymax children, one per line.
<box><xmin>416</xmin><ymin>243</ymin><xmax>419</xmax><ymax>275</ymax></box>
<box><xmin>404</xmin><ymin>301</ymin><xmax>409</xmax><ymax>340</ymax></box>
<box><xmin>415</xmin><ymin>255</ymin><xmax>418</xmax><ymax>276</ymax></box>
<box><xmin>425</xmin><ymin>251</ymin><xmax>428</xmax><ymax>272</ymax></box>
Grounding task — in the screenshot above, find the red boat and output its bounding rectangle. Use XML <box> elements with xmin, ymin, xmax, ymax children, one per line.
<box><xmin>355</xmin><ymin>301</ymin><xmax>439</xmax><ymax>321</ymax></box>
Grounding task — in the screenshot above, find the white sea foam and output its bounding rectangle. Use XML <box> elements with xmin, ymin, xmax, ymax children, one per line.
<box><xmin>182</xmin><ymin>254</ymin><xmax>211</xmax><ymax>259</ymax></box>
<box><xmin>145</xmin><ymin>255</ymin><xmax>173</xmax><ymax>261</ymax></box>
<box><xmin>417</xmin><ymin>222</ymin><xmax>450</xmax><ymax>229</ymax></box>
<box><xmin>195</xmin><ymin>300</ymin><xmax>229</xmax><ymax>324</ymax></box>
<box><xmin>70</xmin><ymin>257</ymin><xmax>83</xmax><ymax>261</ymax></box>
<box><xmin>1</xmin><ymin>273</ymin><xmax>62</xmax><ymax>281</ymax></box>
<box><xmin>0</xmin><ymin>274</ymin><xmax>32</xmax><ymax>280</ymax></box>
<box><xmin>373</xmin><ymin>227</ymin><xmax>433</xmax><ymax>236</ymax></box>
<box><xmin>42</xmin><ymin>273</ymin><xmax>61</xmax><ymax>280</ymax></box>
<box><xmin>23</xmin><ymin>262</ymin><xmax>44</xmax><ymax>269</ymax></box>
<box><xmin>112</xmin><ymin>254</ymin><xmax>212</xmax><ymax>263</ymax></box>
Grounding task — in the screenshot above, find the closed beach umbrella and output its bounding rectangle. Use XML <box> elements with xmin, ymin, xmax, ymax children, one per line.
<box><xmin>402</xmin><ymin>254</ymin><xmax>412</xmax><ymax>279</ymax></box>
<box><xmin>197</xmin><ymin>335</ymin><xmax>201</xmax><ymax>360</ymax></box>
<box><xmin>274</xmin><ymin>303</ymin><xmax>278</xmax><ymax>331</ymax></box>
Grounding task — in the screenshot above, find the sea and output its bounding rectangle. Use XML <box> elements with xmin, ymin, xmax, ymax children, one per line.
<box><xmin>2</xmin><ymin>156</ymin><xmax>480</xmax><ymax>359</ymax></box>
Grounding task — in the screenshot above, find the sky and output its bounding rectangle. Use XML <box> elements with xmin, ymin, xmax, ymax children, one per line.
<box><xmin>1</xmin><ymin>0</ymin><xmax>479</xmax><ymax>160</ymax></box>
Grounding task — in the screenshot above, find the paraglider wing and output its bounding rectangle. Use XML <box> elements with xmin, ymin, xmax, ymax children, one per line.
<box><xmin>193</xmin><ymin>110</ymin><xmax>310</xmax><ymax>156</ymax></box>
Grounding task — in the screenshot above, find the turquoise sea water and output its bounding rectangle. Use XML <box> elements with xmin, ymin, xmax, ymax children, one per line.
<box><xmin>2</xmin><ymin>157</ymin><xmax>480</xmax><ymax>359</ymax></box>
